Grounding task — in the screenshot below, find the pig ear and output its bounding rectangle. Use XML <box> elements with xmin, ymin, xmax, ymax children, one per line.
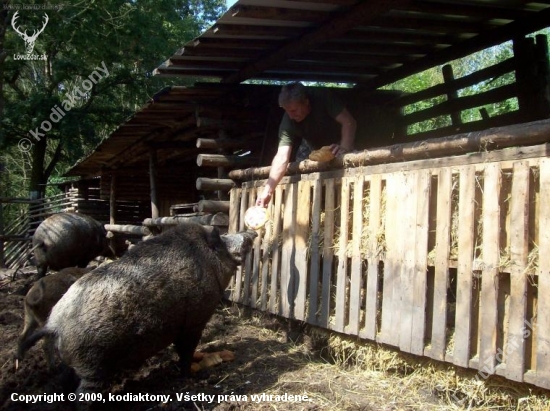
<box><xmin>204</xmin><ymin>225</ymin><xmax>222</xmax><ymax>249</ymax></box>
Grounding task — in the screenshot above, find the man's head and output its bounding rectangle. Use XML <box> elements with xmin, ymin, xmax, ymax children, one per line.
<box><xmin>279</xmin><ymin>82</ymin><xmax>311</xmax><ymax>123</ymax></box>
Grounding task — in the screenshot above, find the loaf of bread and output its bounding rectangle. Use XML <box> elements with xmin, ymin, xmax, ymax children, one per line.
<box><xmin>308</xmin><ymin>146</ymin><xmax>335</xmax><ymax>162</ymax></box>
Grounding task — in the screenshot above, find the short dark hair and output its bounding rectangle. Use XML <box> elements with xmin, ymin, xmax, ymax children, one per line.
<box><xmin>278</xmin><ymin>82</ymin><xmax>308</xmax><ymax>107</ymax></box>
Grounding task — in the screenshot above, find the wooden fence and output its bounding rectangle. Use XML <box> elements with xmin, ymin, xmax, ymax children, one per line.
<box><xmin>228</xmin><ymin>141</ymin><xmax>550</xmax><ymax>390</ymax></box>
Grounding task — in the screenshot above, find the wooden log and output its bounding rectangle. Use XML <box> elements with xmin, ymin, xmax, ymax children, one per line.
<box><xmin>104</xmin><ymin>224</ymin><xmax>151</xmax><ymax>236</ymax></box>
<box><xmin>197</xmin><ymin>154</ymin><xmax>258</xmax><ymax>168</ymax></box>
<box><xmin>142</xmin><ymin>215</ymin><xmax>222</xmax><ymax>227</ymax></box>
<box><xmin>110</xmin><ymin>175</ymin><xmax>116</xmax><ymax>225</ymax></box>
<box><xmin>228</xmin><ymin>119</ymin><xmax>550</xmax><ymax>181</ymax></box>
<box><xmin>196</xmin><ymin>138</ymin><xmax>246</xmax><ymax>150</ymax></box>
<box><xmin>197</xmin><ymin>200</ymin><xmax>230</xmax><ymax>214</ymax></box>
<box><xmin>196</xmin><ymin>178</ymin><xmax>236</xmax><ymax>192</ymax></box>
<box><xmin>149</xmin><ymin>149</ymin><xmax>159</xmax><ymax>219</ymax></box>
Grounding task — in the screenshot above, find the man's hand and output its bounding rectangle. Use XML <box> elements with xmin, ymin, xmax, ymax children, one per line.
<box><xmin>256</xmin><ymin>186</ymin><xmax>273</xmax><ymax>208</ymax></box>
<box><xmin>329</xmin><ymin>143</ymin><xmax>350</xmax><ymax>156</ymax></box>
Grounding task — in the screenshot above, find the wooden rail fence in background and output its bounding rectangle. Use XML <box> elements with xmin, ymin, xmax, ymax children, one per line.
<box><xmin>228</xmin><ymin>142</ymin><xmax>550</xmax><ymax>391</ymax></box>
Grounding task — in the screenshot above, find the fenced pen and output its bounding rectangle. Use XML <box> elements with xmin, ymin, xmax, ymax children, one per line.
<box><xmin>0</xmin><ymin>190</ymin><xmax>78</xmax><ymax>269</ymax></box>
<box><xmin>0</xmin><ymin>185</ymin><xmax>150</xmax><ymax>270</ymax></box>
<box><xmin>227</xmin><ymin>130</ymin><xmax>550</xmax><ymax>391</ymax></box>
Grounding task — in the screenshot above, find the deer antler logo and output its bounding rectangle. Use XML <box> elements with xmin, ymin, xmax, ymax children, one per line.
<box><xmin>11</xmin><ymin>12</ymin><xmax>49</xmax><ymax>56</ymax></box>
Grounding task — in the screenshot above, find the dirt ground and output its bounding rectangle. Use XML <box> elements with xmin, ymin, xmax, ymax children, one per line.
<box><xmin>1</xmin><ymin>267</ymin><xmax>548</xmax><ymax>411</ymax></box>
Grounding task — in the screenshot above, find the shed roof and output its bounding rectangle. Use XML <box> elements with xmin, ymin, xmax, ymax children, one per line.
<box><xmin>67</xmin><ymin>0</ymin><xmax>550</xmax><ymax>178</ymax></box>
<box><xmin>155</xmin><ymin>0</ymin><xmax>550</xmax><ymax>87</ymax></box>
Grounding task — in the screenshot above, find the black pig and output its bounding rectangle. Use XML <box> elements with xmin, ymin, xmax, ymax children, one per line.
<box><xmin>32</xmin><ymin>213</ymin><xmax>110</xmax><ymax>278</ymax></box>
<box><xmin>16</xmin><ymin>267</ymin><xmax>92</xmax><ymax>369</ymax></box>
<box><xmin>26</xmin><ymin>223</ymin><xmax>256</xmax><ymax>395</ymax></box>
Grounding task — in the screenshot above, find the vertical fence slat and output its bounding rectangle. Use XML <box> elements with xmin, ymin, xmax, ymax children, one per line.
<box><xmin>228</xmin><ymin>187</ymin><xmax>241</xmax><ymax>301</ymax></box>
<box><xmin>400</xmin><ymin>171</ymin><xmax>418</xmax><ymax>353</ymax></box>
<box><xmin>260</xmin><ymin>197</ymin><xmax>274</xmax><ymax>311</ymax></box>
<box><xmin>454</xmin><ymin>165</ymin><xmax>476</xmax><ymax>367</ymax></box>
<box><xmin>308</xmin><ymin>178</ymin><xmax>323</xmax><ymax>325</ymax></box>
<box><xmin>348</xmin><ymin>176</ymin><xmax>364</xmax><ymax>335</ymax></box>
<box><xmin>235</xmin><ymin>186</ymin><xmax>249</xmax><ymax>303</ymax></box>
<box><xmin>250</xmin><ymin>189</ymin><xmax>260</xmax><ymax>309</ymax></box>
<box><xmin>335</xmin><ymin>178</ymin><xmax>351</xmax><ymax>332</ymax></box>
<box><xmin>242</xmin><ymin>188</ymin><xmax>254</xmax><ymax>306</ymax></box>
<box><xmin>269</xmin><ymin>185</ymin><xmax>284</xmax><ymax>314</ymax></box>
<box><xmin>295</xmin><ymin>180</ymin><xmax>311</xmax><ymax>321</ymax></box>
<box><xmin>320</xmin><ymin>179</ymin><xmax>335</xmax><ymax>328</ymax></box>
<box><xmin>411</xmin><ymin>169</ymin><xmax>430</xmax><ymax>355</ymax></box>
<box><xmin>362</xmin><ymin>175</ymin><xmax>381</xmax><ymax>340</ymax></box>
<box><xmin>429</xmin><ymin>168</ymin><xmax>452</xmax><ymax>361</ymax></box>
<box><xmin>479</xmin><ymin>163</ymin><xmax>501</xmax><ymax>375</ymax></box>
<box><xmin>280</xmin><ymin>182</ymin><xmax>297</xmax><ymax>318</ymax></box>
<box><xmin>379</xmin><ymin>173</ymin><xmax>399</xmax><ymax>346</ymax></box>
<box><xmin>536</xmin><ymin>158</ymin><xmax>550</xmax><ymax>389</ymax></box>
<box><xmin>506</xmin><ymin>161</ymin><xmax>530</xmax><ymax>382</ymax></box>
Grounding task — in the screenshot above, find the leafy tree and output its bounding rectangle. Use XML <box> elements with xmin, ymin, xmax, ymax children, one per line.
<box><xmin>0</xmin><ymin>0</ymin><xmax>225</xmax><ymax>198</ymax></box>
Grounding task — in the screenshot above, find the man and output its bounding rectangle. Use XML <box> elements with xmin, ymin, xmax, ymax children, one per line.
<box><xmin>256</xmin><ymin>82</ymin><xmax>357</xmax><ymax>207</ymax></box>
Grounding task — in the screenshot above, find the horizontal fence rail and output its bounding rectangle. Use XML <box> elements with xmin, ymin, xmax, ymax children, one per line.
<box><xmin>228</xmin><ymin>142</ymin><xmax>550</xmax><ymax>391</ymax></box>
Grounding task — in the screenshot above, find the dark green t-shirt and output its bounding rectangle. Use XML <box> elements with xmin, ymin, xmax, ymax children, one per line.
<box><xmin>278</xmin><ymin>88</ymin><xmax>345</xmax><ymax>150</ymax></box>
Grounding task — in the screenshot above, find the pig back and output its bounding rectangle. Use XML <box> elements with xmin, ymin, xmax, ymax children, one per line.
<box><xmin>32</xmin><ymin>213</ymin><xmax>108</xmax><ymax>271</ymax></box>
<box><xmin>46</xmin><ymin>223</ymin><xmax>238</xmax><ymax>375</ymax></box>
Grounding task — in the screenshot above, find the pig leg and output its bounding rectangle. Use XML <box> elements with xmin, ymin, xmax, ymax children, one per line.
<box><xmin>174</xmin><ymin>327</ymin><xmax>203</xmax><ymax>376</ymax></box>
<box><xmin>16</xmin><ymin>305</ymin><xmax>39</xmax><ymax>361</ymax></box>
<box><xmin>43</xmin><ymin>334</ymin><xmax>56</xmax><ymax>370</ymax></box>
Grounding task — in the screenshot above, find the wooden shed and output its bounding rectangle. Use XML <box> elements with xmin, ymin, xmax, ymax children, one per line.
<box><xmin>65</xmin><ymin>0</ymin><xmax>550</xmax><ymax>391</ymax></box>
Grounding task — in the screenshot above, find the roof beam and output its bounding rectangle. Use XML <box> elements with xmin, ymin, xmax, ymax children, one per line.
<box><xmin>221</xmin><ymin>0</ymin><xmax>414</xmax><ymax>84</ymax></box>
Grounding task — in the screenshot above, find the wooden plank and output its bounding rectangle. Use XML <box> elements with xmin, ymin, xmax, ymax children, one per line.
<box><xmin>269</xmin><ymin>185</ymin><xmax>284</xmax><ymax>314</ymax></box>
<box><xmin>453</xmin><ymin>166</ymin><xmax>476</xmax><ymax>367</ymax></box>
<box><xmin>294</xmin><ymin>180</ymin><xmax>311</xmax><ymax>321</ymax></box>
<box><xmin>280</xmin><ymin>182</ymin><xmax>297</xmax><ymax>318</ymax></box>
<box><xmin>308</xmin><ymin>178</ymin><xmax>322</xmax><ymax>325</ymax></box>
<box><xmin>379</xmin><ymin>173</ymin><xmax>400</xmax><ymax>346</ymax></box>
<box><xmin>430</xmin><ymin>168</ymin><xmax>452</xmax><ymax>361</ymax></box>
<box><xmin>399</xmin><ymin>171</ymin><xmax>418</xmax><ymax>352</ymax></box>
<box><xmin>242</xmin><ymin>190</ymin><xmax>254</xmax><ymax>306</ymax></box>
<box><xmin>536</xmin><ymin>158</ymin><xmax>550</xmax><ymax>389</ymax></box>
<box><xmin>347</xmin><ymin>176</ymin><xmax>364</xmax><ymax>335</ymax></box>
<box><xmin>249</xmin><ymin>189</ymin><xmax>260</xmax><ymax>309</ymax></box>
<box><xmin>479</xmin><ymin>163</ymin><xmax>501</xmax><ymax>375</ymax></box>
<box><xmin>361</xmin><ymin>175</ymin><xmax>382</xmax><ymax>340</ymax></box>
<box><xmin>411</xmin><ymin>169</ymin><xmax>430</xmax><ymax>355</ymax></box>
<box><xmin>320</xmin><ymin>179</ymin><xmax>336</xmax><ymax>328</ymax></box>
<box><xmin>260</xmin><ymin>199</ymin><xmax>274</xmax><ymax>311</ymax></box>
<box><xmin>234</xmin><ymin>187</ymin><xmax>248</xmax><ymax>303</ymax></box>
<box><xmin>506</xmin><ymin>161</ymin><xmax>530</xmax><ymax>382</ymax></box>
<box><xmin>335</xmin><ymin>178</ymin><xmax>351</xmax><ymax>333</ymax></box>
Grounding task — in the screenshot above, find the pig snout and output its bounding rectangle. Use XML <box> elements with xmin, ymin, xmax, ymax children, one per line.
<box><xmin>220</xmin><ymin>230</ymin><xmax>257</xmax><ymax>264</ymax></box>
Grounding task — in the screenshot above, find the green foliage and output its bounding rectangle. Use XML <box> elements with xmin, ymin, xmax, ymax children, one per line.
<box><xmin>0</xmin><ymin>0</ymin><xmax>225</xmax><ymax>198</ymax></box>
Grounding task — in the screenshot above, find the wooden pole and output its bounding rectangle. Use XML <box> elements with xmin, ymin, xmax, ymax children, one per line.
<box><xmin>229</xmin><ymin>118</ymin><xmax>550</xmax><ymax>181</ymax></box>
<box><xmin>149</xmin><ymin>149</ymin><xmax>159</xmax><ymax>219</ymax></box>
<box><xmin>197</xmin><ymin>200</ymin><xmax>230</xmax><ymax>214</ymax></box>
<box><xmin>196</xmin><ymin>178</ymin><xmax>236</xmax><ymax>191</ymax></box>
<box><xmin>104</xmin><ymin>224</ymin><xmax>150</xmax><ymax>236</ymax></box>
<box><xmin>109</xmin><ymin>175</ymin><xmax>116</xmax><ymax>225</ymax></box>
<box><xmin>196</xmin><ymin>138</ymin><xmax>245</xmax><ymax>150</ymax></box>
<box><xmin>442</xmin><ymin>64</ymin><xmax>462</xmax><ymax>127</ymax></box>
<box><xmin>0</xmin><ymin>200</ymin><xmax>4</xmax><ymax>268</ymax></box>
<box><xmin>197</xmin><ymin>154</ymin><xmax>258</xmax><ymax>168</ymax></box>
